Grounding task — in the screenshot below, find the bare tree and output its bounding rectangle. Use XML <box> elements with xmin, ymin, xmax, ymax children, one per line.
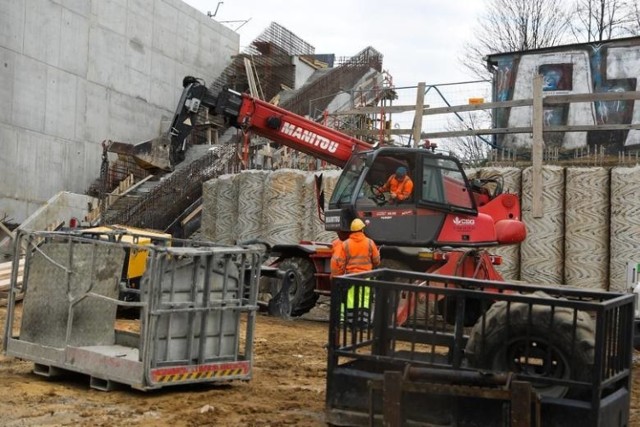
<box><xmin>441</xmin><ymin>111</ymin><xmax>492</xmax><ymax>167</ymax></box>
<box><xmin>462</xmin><ymin>0</ymin><xmax>571</xmax><ymax>79</ymax></box>
<box><xmin>569</xmin><ymin>0</ymin><xmax>637</xmax><ymax>42</ymax></box>
<box><xmin>623</xmin><ymin>1</ymin><xmax>640</xmax><ymax>35</ymax></box>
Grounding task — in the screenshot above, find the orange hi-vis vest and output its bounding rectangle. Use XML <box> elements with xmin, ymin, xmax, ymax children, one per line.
<box><xmin>381</xmin><ymin>175</ymin><xmax>414</xmax><ymax>201</ymax></box>
<box><xmin>330</xmin><ymin>231</ymin><xmax>381</xmax><ymax>277</ymax></box>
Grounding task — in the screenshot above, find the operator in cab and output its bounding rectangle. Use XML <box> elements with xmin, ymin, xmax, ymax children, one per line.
<box><xmin>380</xmin><ymin>166</ymin><xmax>414</xmax><ymax>203</ymax></box>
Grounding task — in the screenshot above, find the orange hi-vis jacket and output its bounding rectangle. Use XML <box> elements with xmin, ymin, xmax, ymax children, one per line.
<box><xmin>381</xmin><ymin>175</ymin><xmax>414</xmax><ymax>201</ymax></box>
<box><xmin>330</xmin><ymin>232</ymin><xmax>381</xmax><ymax>277</ymax></box>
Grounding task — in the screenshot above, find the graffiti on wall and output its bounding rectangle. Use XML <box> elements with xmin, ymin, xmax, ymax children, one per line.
<box><xmin>489</xmin><ymin>37</ymin><xmax>640</xmax><ymax>152</ymax></box>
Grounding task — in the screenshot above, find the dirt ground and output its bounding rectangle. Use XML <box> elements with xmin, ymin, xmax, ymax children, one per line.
<box><xmin>0</xmin><ymin>306</ymin><xmax>328</xmax><ymax>427</ymax></box>
<box><xmin>1</xmin><ymin>303</ymin><xmax>640</xmax><ymax>427</ymax></box>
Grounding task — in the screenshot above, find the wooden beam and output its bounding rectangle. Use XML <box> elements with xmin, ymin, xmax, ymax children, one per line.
<box><xmin>413</xmin><ymin>82</ymin><xmax>426</xmax><ymax>147</ymax></box>
<box><xmin>545</xmin><ymin>90</ymin><xmax>640</xmax><ymax>104</ymax></box>
<box><xmin>332</xmin><ymin>90</ymin><xmax>640</xmax><ymax>118</ymax></box>
<box><xmin>418</xmin><ymin>123</ymin><xmax>640</xmax><ymax>139</ymax></box>
<box><xmin>329</xmin><ymin>105</ymin><xmax>426</xmax><ymax>115</ymax></box>
<box><xmin>422</xmin><ymin>99</ymin><xmax>533</xmax><ymax>116</ymax></box>
<box><xmin>181</xmin><ymin>205</ymin><xmax>202</xmax><ymax>227</ymax></box>
<box><xmin>344</xmin><ymin>128</ymin><xmax>414</xmax><ymax>136</ymax></box>
<box><xmin>532</xmin><ymin>74</ymin><xmax>544</xmax><ymax>218</ymax></box>
<box><xmin>0</xmin><ymin>222</ymin><xmax>14</xmax><ymax>241</ymax></box>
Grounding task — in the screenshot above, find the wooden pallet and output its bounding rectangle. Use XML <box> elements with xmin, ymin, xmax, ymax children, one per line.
<box><xmin>0</xmin><ymin>258</ymin><xmax>24</xmax><ymax>294</ymax></box>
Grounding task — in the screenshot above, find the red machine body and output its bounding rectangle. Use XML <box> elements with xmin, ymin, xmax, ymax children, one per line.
<box><xmin>170</xmin><ymin>79</ymin><xmax>526</xmax><ymax>318</ymax></box>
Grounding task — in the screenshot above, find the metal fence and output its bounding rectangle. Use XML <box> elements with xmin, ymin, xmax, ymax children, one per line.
<box><xmin>326</xmin><ymin>268</ymin><xmax>634</xmax><ymax>426</ymax></box>
<box><xmin>3</xmin><ymin>230</ymin><xmax>264</xmax><ymax>391</ymax></box>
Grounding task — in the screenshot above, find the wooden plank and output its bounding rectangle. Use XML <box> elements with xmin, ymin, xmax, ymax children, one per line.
<box><xmin>421</xmin><ymin>98</ymin><xmax>533</xmax><ymax>116</ymax></box>
<box><xmin>0</xmin><ymin>275</ymin><xmax>23</xmax><ymax>290</ymax></box>
<box><xmin>413</xmin><ymin>82</ymin><xmax>425</xmax><ymax>147</ymax></box>
<box><xmin>0</xmin><ymin>291</ymin><xmax>24</xmax><ymax>307</ymax></box>
<box><xmin>0</xmin><ymin>267</ymin><xmax>24</xmax><ymax>281</ymax></box>
<box><xmin>418</xmin><ymin>123</ymin><xmax>640</xmax><ymax>139</ymax></box>
<box><xmin>181</xmin><ymin>205</ymin><xmax>203</xmax><ymax>227</ymax></box>
<box><xmin>532</xmin><ymin>74</ymin><xmax>544</xmax><ymax>218</ymax></box>
<box><xmin>0</xmin><ymin>258</ymin><xmax>25</xmax><ymax>271</ymax></box>
<box><xmin>0</xmin><ymin>221</ymin><xmax>15</xmax><ymax>241</ymax></box>
<box><xmin>545</xmin><ymin>90</ymin><xmax>640</xmax><ymax>104</ymax></box>
<box><xmin>105</xmin><ymin>174</ymin><xmax>153</xmax><ymax>211</ymax></box>
<box><xmin>330</xmin><ymin>104</ymin><xmax>427</xmax><ymax>115</ymax></box>
<box><xmin>331</xmin><ymin>90</ymin><xmax>640</xmax><ymax>118</ymax></box>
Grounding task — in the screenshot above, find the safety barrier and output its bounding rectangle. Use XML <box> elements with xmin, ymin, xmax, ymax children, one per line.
<box><xmin>2</xmin><ymin>230</ymin><xmax>263</xmax><ymax>391</ymax></box>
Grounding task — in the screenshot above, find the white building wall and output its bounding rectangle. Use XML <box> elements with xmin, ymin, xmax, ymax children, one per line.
<box><xmin>0</xmin><ymin>0</ymin><xmax>239</xmax><ymax>222</ymax></box>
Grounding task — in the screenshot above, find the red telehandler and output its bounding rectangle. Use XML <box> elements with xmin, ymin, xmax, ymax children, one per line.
<box><xmin>120</xmin><ymin>77</ymin><xmax>633</xmax><ymax>426</ymax></box>
<box><xmin>159</xmin><ymin>76</ymin><xmax>526</xmax><ymax>318</ymax></box>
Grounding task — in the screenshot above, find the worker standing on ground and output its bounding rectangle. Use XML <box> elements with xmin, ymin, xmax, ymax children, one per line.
<box><xmin>380</xmin><ymin>166</ymin><xmax>414</xmax><ymax>203</ymax></box>
<box><xmin>330</xmin><ymin>218</ymin><xmax>380</xmax><ymax>325</ymax></box>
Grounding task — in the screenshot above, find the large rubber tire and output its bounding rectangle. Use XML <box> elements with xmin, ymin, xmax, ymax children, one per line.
<box><xmin>270</xmin><ymin>257</ymin><xmax>318</xmax><ymax>317</ymax></box>
<box><xmin>465</xmin><ymin>291</ymin><xmax>595</xmax><ymax>398</ymax></box>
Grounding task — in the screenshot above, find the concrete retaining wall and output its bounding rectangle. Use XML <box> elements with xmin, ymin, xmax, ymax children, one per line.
<box><xmin>203</xmin><ymin>165</ymin><xmax>639</xmax><ymax>291</ymax></box>
<box><xmin>0</xmin><ymin>0</ymin><xmax>239</xmax><ymax>222</ymax></box>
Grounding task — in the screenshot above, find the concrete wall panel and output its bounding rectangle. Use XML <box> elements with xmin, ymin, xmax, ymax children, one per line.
<box><xmin>108</xmin><ymin>92</ymin><xmax>157</xmax><ymax>142</ymax></box>
<box><xmin>93</xmin><ymin>0</ymin><xmax>127</xmax><ymax>36</ymax></box>
<box><xmin>151</xmin><ymin>52</ymin><xmax>177</xmax><ymax>88</ymax></box>
<box><xmin>59</xmin><ymin>8</ymin><xmax>90</xmax><ymax>77</ymax></box>
<box><xmin>45</xmin><ymin>67</ymin><xmax>78</xmax><ymax>140</ymax></box>
<box><xmin>126</xmin><ymin>13</ymin><xmax>154</xmax><ymax>52</ymax></box>
<box><xmin>87</xmin><ymin>26</ymin><xmax>126</xmax><ymax>90</ymax></box>
<box><xmin>76</xmin><ymin>81</ymin><xmax>109</xmax><ymax>143</ymax></box>
<box><xmin>153</xmin><ymin>23</ymin><xmax>179</xmax><ymax>59</ymax></box>
<box><xmin>12</xmin><ymin>55</ymin><xmax>47</xmax><ymax>132</ymax></box>
<box><xmin>0</xmin><ymin>0</ymin><xmax>239</xmax><ymax>222</ymax></box>
<box><xmin>52</xmin><ymin>0</ymin><xmax>91</xmax><ymax>17</ymax></box>
<box><xmin>128</xmin><ymin>0</ymin><xmax>154</xmax><ymax>17</ymax></box>
<box><xmin>0</xmin><ymin>124</ymin><xmax>19</xmax><ymax>198</ymax></box>
<box><xmin>178</xmin><ymin>10</ymin><xmax>200</xmax><ymax>45</ymax></box>
<box><xmin>24</xmin><ymin>0</ymin><xmax>62</xmax><ymax>67</ymax></box>
<box><xmin>0</xmin><ymin>47</ymin><xmax>16</xmax><ymax>123</ymax></box>
<box><xmin>154</xmin><ymin>1</ymin><xmax>179</xmax><ymax>34</ymax></box>
<box><xmin>0</xmin><ymin>0</ymin><xmax>24</xmax><ymax>53</ymax></box>
<box><xmin>16</xmin><ymin>131</ymin><xmax>39</xmax><ymax>202</ymax></box>
<box><xmin>64</xmin><ymin>139</ymin><xmax>90</xmax><ymax>191</ymax></box>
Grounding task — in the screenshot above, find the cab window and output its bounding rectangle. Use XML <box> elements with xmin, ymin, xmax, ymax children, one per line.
<box><xmin>420</xmin><ymin>157</ymin><xmax>473</xmax><ymax>211</ymax></box>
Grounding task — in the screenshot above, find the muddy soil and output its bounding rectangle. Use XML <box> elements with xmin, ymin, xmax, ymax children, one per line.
<box><xmin>0</xmin><ymin>306</ymin><xmax>327</xmax><ymax>427</ymax></box>
<box><xmin>1</xmin><ymin>304</ymin><xmax>640</xmax><ymax>426</ymax></box>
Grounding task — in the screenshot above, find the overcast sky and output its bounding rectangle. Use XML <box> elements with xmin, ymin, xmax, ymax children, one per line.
<box><xmin>183</xmin><ymin>0</ymin><xmax>485</xmax><ymax>87</ymax></box>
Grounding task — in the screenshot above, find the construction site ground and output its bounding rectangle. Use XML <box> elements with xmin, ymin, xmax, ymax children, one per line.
<box><xmin>1</xmin><ymin>303</ymin><xmax>640</xmax><ymax>427</ymax></box>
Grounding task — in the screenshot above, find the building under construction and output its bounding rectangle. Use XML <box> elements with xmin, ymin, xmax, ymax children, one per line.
<box><xmin>85</xmin><ymin>22</ymin><xmax>394</xmax><ymax>236</ymax></box>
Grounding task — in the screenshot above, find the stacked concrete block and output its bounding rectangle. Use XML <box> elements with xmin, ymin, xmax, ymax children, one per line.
<box><xmin>520</xmin><ymin>166</ymin><xmax>565</xmax><ymax>284</ymax></box>
<box><xmin>302</xmin><ymin>173</ymin><xmax>322</xmax><ymax>242</ymax></box>
<box><xmin>479</xmin><ymin>167</ymin><xmax>522</xmax><ymax>281</ymax></box>
<box><xmin>609</xmin><ymin>166</ymin><xmax>640</xmax><ymax>292</ymax></box>
<box><xmin>201</xmin><ymin>179</ymin><xmax>219</xmax><ymax>241</ymax></box>
<box><xmin>314</xmin><ymin>170</ymin><xmax>342</xmax><ymax>243</ymax></box>
<box><xmin>262</xmin><ymin>169</ymin><xmax>307</xmax><ymax>245</ymax></box>
<box><xmin>200</xmin><ymin>163</ymin><xmax>640</xmax><ymax>295</ymax></box>
<box><xmin>235</xmin><ymin>170</ymin><xmax>268</xmax><ymax>244</ymax></box>
<box><xmin>214</xmin><ymin>174</ymin><xmax>238</xmax><ymax>245</ymax></box>
<box><xmin>565</xmin><ymin>168</ymin><xmax>609</xmax><ymax>290</ymax></box>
